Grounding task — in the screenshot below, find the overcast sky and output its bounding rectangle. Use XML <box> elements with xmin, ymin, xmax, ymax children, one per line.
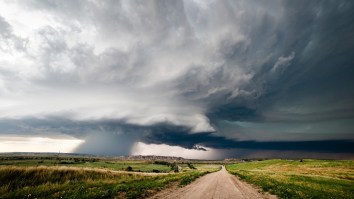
<box><xmin>0</xmin><ymin>0</ymin><xmax>353</xmax><ymax>159</ymax></box>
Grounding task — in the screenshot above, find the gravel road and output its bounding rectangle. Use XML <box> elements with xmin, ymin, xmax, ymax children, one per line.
<box><xmin>150</xmin><ymin>166</ymin><xmax>277</xmax><ymax>199</ymax></box>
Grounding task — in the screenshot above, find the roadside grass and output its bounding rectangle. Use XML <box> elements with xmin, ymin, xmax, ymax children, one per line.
<box><xmin>179</xmin><ymin>170</ymin><xmax>210</xmax><ymax>185</ymax></box>
<box><xmin>193</xmin><ymin>164</ymin><xmax>221</xmax><ymax>172</ymax></box>
<box><xmin>0</xmin><ymin>159</ymin><xmax>223</xmax><ymax>174</ymax></box>
<box><xmin>70</xmin><ymin>161</ymin><xmax>172</xmax><ymax>173</ymax></box>
<box><xmin>0</xmin><ymin>159</ymin><xmax>172</xmax><ymax>173</ymax></box>
<box><xmin>0</xmin><ymin>166</ymin><xmax>210</xmax><ymax>199</ymax></box>
<box><xmin>226</xmin><ymin>159</ymin><xmax>354</xmax><ymax>199</ymax></box>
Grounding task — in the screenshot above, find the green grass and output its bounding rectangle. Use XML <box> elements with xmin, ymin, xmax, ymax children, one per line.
<box><xmin>0</xmin><ymin>159</ymin><xmax>223</xmax><ymax>174</ymax></box>
<box><xmin>0</xmin><ymin>166</ymin><xmax>211</xmax><ymax>199</ymax></box>
<box><xmin>193</xmin><ymin>164</ymin><xmax>221</xmax><ymax>171</ymax></box>
<box><xmin>0</xmin><ymin>157</ymin><xmax>220</xmax><ymax>199</ymax></box>
<box><xmin>226</xmin><ymin>159</ymin><xmax>354</xmax><ymax>199</ymax></box>
<box><xmin>0</xmin><ymin>159</ymin><xmax>172</xmax><ymax>173</ymax></box>
<box><xmin>70</xmin><ymin>161</ymin><xmax>172</xmax><ymax>173</ymax></box>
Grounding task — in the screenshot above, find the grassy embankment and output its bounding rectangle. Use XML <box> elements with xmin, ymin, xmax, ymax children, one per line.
<box><xmin>0</xmin><ymin>159</ymin><xmax>220</xmax><ymax>198</ymax></box>
<box><xmin>226</xmin><ymin>159</ymin><xmax>354</xmax><ymax>199</ymax></box>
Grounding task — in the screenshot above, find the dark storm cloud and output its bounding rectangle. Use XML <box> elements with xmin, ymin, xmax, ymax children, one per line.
<box><xmin>141</xmin><ymin>123</ymin><xmax>354</xmax><ymax>153</ymax></box>
<box><xmin>0</xmin><ymin>0</ymin><xmax>353</xmax><ymax>158</ymax></box>
<box><xmin>3</xmin><ymin>117</ymin><xmax>352</xmax><ymax>156</ymax></box>
<box><xmin>197</xmin><ymin>1</ymin><xmax>354</xmax><ymax>141</ymax></box>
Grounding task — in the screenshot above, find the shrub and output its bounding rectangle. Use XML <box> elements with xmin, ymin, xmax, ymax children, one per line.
<box><xmin>187</xmin><ymin>163</ymin><xmax>196</xmax><ymax>169</ymax></box>
<box><xmin>152</xmin><ymin>169</ymin><xmax>160</xmax><ymax>173</ymax></box>
<box><xmin>126</xmin><ymin>166</ymin><xmax>133</xmax><ymax>171</ymax></box>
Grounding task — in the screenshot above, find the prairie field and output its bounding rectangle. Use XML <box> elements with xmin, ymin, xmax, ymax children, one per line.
<box><xmin>2</xmin><ymin>156</ymin><xmax>353</xmax><ymax>199</ymax></box>
<box><xmin>226</xmin><ymin>159</ymin><xmax>354</xmax><ymax>199</ymax></box>
<box><xmin>0</xmin><ymin>156</ymin><xmax>220</xmax><ymax>199</ymax></box>
<box><xmin>0</xmin><ymin>159</ymin><xmax>171</xmax><ymax>173</ymax></box>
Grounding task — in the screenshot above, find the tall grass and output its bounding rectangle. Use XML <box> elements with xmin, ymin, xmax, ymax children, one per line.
<box><xmin>227</xmin><ymin>159</ymin><xmax>354</xmax><ymax>199</ymax></box>
<box><xmin>0</xmin><ymin>166</ymin><xmax>209</xmax><ymax>199</ymax></box>
<box><xmin>0</xmin><ymin>159</ymin><xmax>172</xmax><ymax>173</ymax></box>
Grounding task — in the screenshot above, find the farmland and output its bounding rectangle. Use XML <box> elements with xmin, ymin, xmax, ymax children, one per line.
<box><xmin>226</xmin><ymin>159</ymin><xmax>354</xmax><ymax>199</ymax></box>
<box><xmin>1</xmin><ymin>155</ymin><xmax>353</xmax><ymax>199</ymax></box>
<box><xmin>0</xmin><ymin>155</ymin><xmax>220</xmax><ymax>199</ymax></box>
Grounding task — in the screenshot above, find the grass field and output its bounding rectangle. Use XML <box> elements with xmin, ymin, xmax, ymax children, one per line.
<box><xmin>0</xmin><ymin>157</ymin><xmax>220</xmax><ymax>199</ymax></box>
<box><xmin>0</xmin><ymin>157</ymin><xmax>221</xmax><ymax>172</ymax></box>
<box><xmin>226</xmin><ymin>159</ymin><xmax>354</xmax><ymax>199</ymax></box>
<box><xmin>0</xmin><ymin>159</ymin><xmax>172</xmax><ymax>173</ymax></box>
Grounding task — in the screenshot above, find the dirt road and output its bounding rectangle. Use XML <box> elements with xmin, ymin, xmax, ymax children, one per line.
<box><xmin>150</xmin><ymin>166</ymin><xmax>276</xmax><ymax>199</ymax></box>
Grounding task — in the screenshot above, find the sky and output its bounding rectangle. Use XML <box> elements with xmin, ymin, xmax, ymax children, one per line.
<box><xmin>0</xmin><ymin>0</ymin><xmax>353</xmax><ymax>159</ymax></box>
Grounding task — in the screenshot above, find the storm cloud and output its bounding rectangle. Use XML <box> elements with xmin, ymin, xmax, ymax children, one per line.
<box><xmin>0</xmin><ymin>0</ymin><xmax>353</xmax><ymax>159</ymax></box>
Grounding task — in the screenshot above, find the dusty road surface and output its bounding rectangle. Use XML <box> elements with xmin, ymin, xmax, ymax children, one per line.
<box><xmin>150</xmin><ymin>166</ymin><xmax>276</xmax><ymax>199</ymax></box>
